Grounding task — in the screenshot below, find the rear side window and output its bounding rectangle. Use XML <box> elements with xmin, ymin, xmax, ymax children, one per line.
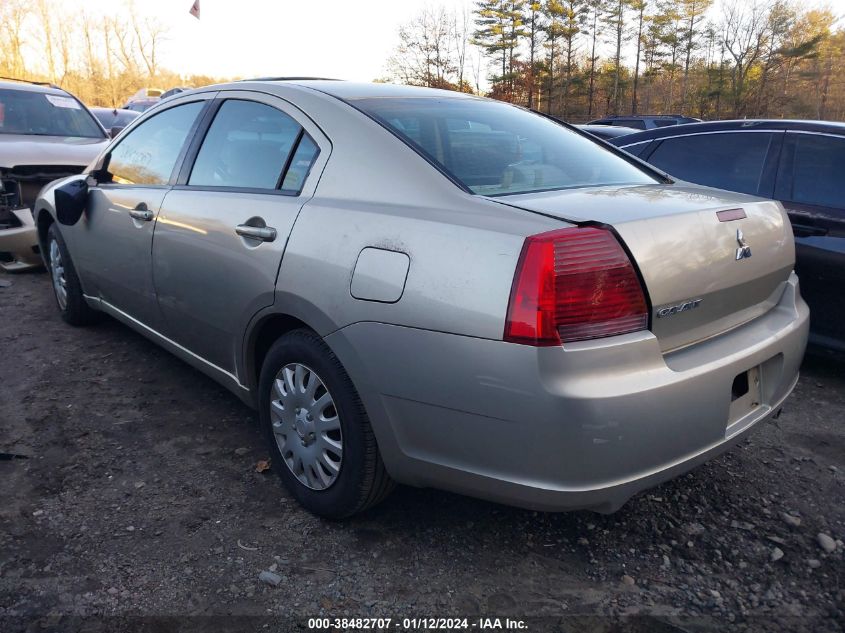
<box><xmin>647</xmin><ymin>132</ymin><xmax>774</xmax><ymax>195</ymax></box>
<box><xmin>189</xmin><ymin>100</ymin><xmax>302</xmax><ymax>190</ymax></box>
<box><xmin>281</xmin><ymin>135</ymin><xmax>319</xmax><ymax>191</ymax></box>
<box><xmin>789</xmin><ymin>134</ymin><xmax>845</xmax><ymax>210</ymax></box>
<box><xmin>653</xmin><ymin>120</ymin><xmax>678</xmax><ymax>128</ymax></box>
<box><xmin>354</xmin><ymin>97</ymin><xmax>656</xmax><ymax>196</ymax></box>
<box><xmin>108</xmin><ymin>101</ymin><xmax>204</xmax><ymax>186</ymax></box>
<box><xmin>618</xmin><ymin>141</ymin><xmax>652</xmax><ymax>157</ymax></box>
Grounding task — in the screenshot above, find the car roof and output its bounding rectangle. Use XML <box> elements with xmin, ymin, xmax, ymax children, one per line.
<box><xmin>219</xmin><ymin>79</ymin><xmax>482</xmax><ymax>101</ymax></box>
<box><xmin>611</xmin><ymin>118</ymin><xmax>845</xmax><ymax>145</ymax></box>
<box><xmin>0</xmin><ymin>79</ymin><xmax>70</xmax><ymax>95</ymax></box>
<box><xmin>599</xmin><ymin>114</ymin><xmax>695</xmax><ymax>119</ymax></box>
<box><xmin>90</xmin><ymin>106</ymin><xmax>138</xmax><ymax>114</ymax></box>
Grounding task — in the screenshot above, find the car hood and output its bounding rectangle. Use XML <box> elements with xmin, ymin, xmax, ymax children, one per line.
<box><xmin>0</xmin><ymin>135</ymin><xmax>108</xmax><ymax>170</ymax></box>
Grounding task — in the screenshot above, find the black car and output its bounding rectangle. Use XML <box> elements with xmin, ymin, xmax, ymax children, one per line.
<box><xmin>611</xmin><ymin>119</ymin><xmax>845</xmax><ymax>351</ymax></box>
<box><xmin>588</xmin><ymin>114</ymin><xmax>701</xmax><ymax>130</ymax></box>
<box><xmin>575</xmin><ymin>124</ymin><xmax>640</xmax><ymax>140</ymax></box>
<box><xmin>89</xmin><ymin>107</ymin><xmax>139</xmax><ymax>133</ymax></box>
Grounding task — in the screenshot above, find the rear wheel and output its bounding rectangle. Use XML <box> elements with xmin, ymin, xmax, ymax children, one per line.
<box><xmin>46</xmin><ymin>223</ymin><xmax>100</xmax><ymax>326</ymax></box>
<box><xmin>258</xmin><ymin>329</ymin><xmax>394</xmax><ymax>518</ymax></box>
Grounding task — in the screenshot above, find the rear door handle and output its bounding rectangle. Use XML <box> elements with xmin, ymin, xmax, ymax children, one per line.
<box><xmin>792</xmin><ymin>224</ymin><xmax>828</xmax><ymax>238</ymax></box>
<box><xmin>128</xmin><ymin>203</ymin><xmax>153</xmax><ymax>222</ymax></box>
<box><xmin>235</xmin><ymin>224</ymin><xmax>277</xmax><ymax>242</ymax></box>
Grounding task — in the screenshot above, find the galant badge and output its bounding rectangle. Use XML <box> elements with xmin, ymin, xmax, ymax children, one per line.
<box><xmin>735</xmin><ymin>228</ymin><xmax>752</xmax><ymax>260</ymax></box>
<box><xmin>656</xmin><ymin>298</ymin><xmax>703</xmax><ymax>318</ymax></box>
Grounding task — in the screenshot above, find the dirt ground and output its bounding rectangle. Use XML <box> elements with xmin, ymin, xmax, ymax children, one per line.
<box><xmin>1</xmin><ymin>270</ymin><xmax>843</xmax><ymax>633</ymax></box>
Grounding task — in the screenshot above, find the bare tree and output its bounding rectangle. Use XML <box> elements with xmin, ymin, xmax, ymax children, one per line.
<box><xmin>453</xmin><ymin>6</ymin><xmax>472</xmax><ymax>89</ymax></box>
<box><xmin>0</xmin><ymin>0</ymin><xmax>30</xmax><ymax>78</ymax></box>
<box><xmin>388</xmin><ymin>6</ymin><xmax>458</xmax><ymax>89</ymax></box>
<box><xmin>132</xmin><ymin>12</ymin><xmax>167</xmax><ymax>78</ymax></box>
<box><xmin>722</xmin><ymin>0</ymin><xmax>769</xmax><ymax>116</ymax></box>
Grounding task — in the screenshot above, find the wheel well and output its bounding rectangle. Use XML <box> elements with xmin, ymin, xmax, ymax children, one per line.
<box><xmin>247</xmin><ymin>313</ymin><xmax>313</xmax><ymax>391</ymax></box>
<box><xmin>36</xmin><ymin>210</ymin><xmax>54</xmax><ymax>258</ymax></box>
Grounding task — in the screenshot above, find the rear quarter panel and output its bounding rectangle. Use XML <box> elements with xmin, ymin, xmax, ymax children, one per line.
<box><xmin>264</xmin><ymin>86</ymin><xmax>564</xmax><ymax>340</ymax></box>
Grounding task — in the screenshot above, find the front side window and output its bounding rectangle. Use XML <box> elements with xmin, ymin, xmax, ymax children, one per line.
<box><xmin>789</xmin><ymin>133</ymin><xmax>845</xmax><ymax>210</ymax></box>
<box><xmin>354</xmin><ymin>97</ymin><xmax>657</xmax><ymax>196</ymax></box>
<box><xmin>107</xmin><ymin>101</ymin><xmax>204</xmax><ymax>185</ymax></box>
<box><xmin>0</xmin><ymin>88</ymin><xmax>104</xmax><ymax>138</ymax></box>
<box><xmin>189</xmin><ymin>100</ymin><xmax>304</xmax><ymax>190</ymax></box>
<box><xmin>647</xmin><ymin>132</ymin><xmax>774</xmax><ymax>195</ymax></box>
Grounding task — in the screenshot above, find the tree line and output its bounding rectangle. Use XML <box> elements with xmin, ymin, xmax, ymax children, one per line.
<box><xmin>1</xmin><ymin>0</ymin><xmax>841</xmax><ymax>122</ymax></box>
<box><xmin>0</xmin><ymin>0</ymin><xmax>222</xmax><ymax>107</ymax></box>
<box><xmin>386</xmin><ymin>0</ymin><xmax>845</xmax><ymax>122</ymax></box>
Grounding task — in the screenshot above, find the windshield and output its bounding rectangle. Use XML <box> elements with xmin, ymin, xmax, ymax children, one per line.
<box><xmin>353</xmin><ymin>97</ymin><xmax>657</xmax><ymax>196</ymax></box>
<box><xmin>0</xmin><ymin>88</ymin><xmax>105</xmax><ymax>138</ymax></box>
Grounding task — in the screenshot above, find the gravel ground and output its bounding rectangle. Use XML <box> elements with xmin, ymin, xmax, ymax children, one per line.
<box><xmin>1</xmin><ymin>270</ymin><xmax>843</xmax><ymax>633</ymax></box>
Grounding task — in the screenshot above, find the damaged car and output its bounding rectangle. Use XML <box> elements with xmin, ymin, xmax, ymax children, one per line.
<box><xmin>35</xmin><ymin>81</ymin><xmax>808</xmax><ymax>518</ymax></box>
<box><xmin>0</xmin><ymin>79</ymin><xmax>108</xmax><ymax>272</ymax></box>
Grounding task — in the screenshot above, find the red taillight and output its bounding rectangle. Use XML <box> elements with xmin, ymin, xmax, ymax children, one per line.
<box><xmin>504</xmin><ymin>227</ymin><xmax>648</xmax><ymax>346</ymax></box>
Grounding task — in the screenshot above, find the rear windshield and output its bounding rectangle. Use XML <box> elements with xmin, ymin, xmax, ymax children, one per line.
<box><xmin>0</xmin><ymin>88</ymin><xmax>104</xmax><ymax>138</ymax></box>
<box><xmin>354</xmin><ymin>97</ymin><xmax>656</xmax><ymax>196</ymax></box>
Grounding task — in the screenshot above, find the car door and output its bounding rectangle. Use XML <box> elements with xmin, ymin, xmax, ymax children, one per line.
<box><xmin>151</xmin><ymin>92</ymin><xmax>328</xmax><ymax>373</ymax></box>
<box><xmin>78</xmin><ymin>96</ymin><xmax>211</xmax><ymax>329</ymax></box>
<box><xmin>775</xmin><ymin>131</ymin><xmax>845</xmax><ymax>347</ymax></box>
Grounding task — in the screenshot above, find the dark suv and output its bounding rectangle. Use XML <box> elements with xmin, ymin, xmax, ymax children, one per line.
<box><xmin>588</xmin><ymin>114</ymin><xmax>702</xmax><ymax>130</ymax></box>
<box><xmin>611</xmin><ymin>119</ymin><xmax>845</xmax><ymax>351</ymax></box>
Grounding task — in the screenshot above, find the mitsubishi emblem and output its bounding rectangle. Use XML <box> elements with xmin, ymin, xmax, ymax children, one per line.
<box><xmin>735</xmin><ymin>229</ymin><xmax>752</xmax><ymax>260</ymax></box>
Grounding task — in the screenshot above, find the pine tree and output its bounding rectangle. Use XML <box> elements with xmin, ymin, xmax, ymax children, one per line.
<box><xmin>474</xmin><ymin>1</ymin><xmax>511</xmax><ymax>96</ymax></box>
<box><xmin>678</xmin><ymin>0</ymin><xmax>713</xmax><ymax>113</ymax></box>
<box><xmin>559</xmin><ymin>0</ymin><xmax>587</xmax><ymax>117</ymax></box>
<box><xmin>542</xmin><ymin>0</ymin><xmax>566</xmax><ymax>114</ymax></box>
<box><xmin>629</xmin><ymin>0</ymin><xmax>647</xmax><ymax>114</ymax></box>
<box><xmin>585</xmin><ymin>0</ymin><xmax>607</xmax><ymax>116</ymax></box>
<box><xmin>525</xmin><ymin>2</ymin><xmax>544</xmax><ymax>108</ymax></box>
<box><xmin>473</xmin><ymin>0</ymin><xmax>527</xmax><ymax>101</ymax></box>
<box><xmin>605</xmin><ymin>0</ymin><xmax>627</xmax><ymax>114</ymax></box>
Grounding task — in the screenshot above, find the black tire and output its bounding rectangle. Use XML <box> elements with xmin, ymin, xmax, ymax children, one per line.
<box><xmin>258</xmin><ymin>329</ymin><xmax>394</xmax><ymax>519</ymax></box>
<box><xmin>46</xmin><ymin>223</ymin><xmax>100</xmax><ymax>326</ymax></box>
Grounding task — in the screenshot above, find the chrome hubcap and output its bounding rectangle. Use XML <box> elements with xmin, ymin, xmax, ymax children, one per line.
<box><xmin>270</xmin><ymin>363</ymin><xmax>343</xmax><ymax>490</ymax></box>
<box><xmin>49</xmin><ymin>239</ymin><xmax>68</xmax><ymax>310</ymax></box>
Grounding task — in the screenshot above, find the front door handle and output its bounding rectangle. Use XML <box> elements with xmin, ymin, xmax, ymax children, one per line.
<box><xmin>235</xmin><ymin>224</ymin><xmax>277</xmax><ymax>242</ymax></box>
<box><xmin>128</xmin><ymin>203</ymin><xmax>153</xmax><ymax>222</ymax></box>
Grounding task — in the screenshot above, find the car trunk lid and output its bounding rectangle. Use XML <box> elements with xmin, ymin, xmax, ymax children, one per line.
<box><xmin>492</xmin><ymin>183</ymin><xmax>795</xmax><ymax>352</ymax></box>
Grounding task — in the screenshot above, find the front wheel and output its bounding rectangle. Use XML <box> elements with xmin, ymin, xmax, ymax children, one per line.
<box><xmin>46</xmin><ymin>223</ymin><xmax>100</xmax><ymax>326</ymax></box>
<box><xmin>258</xmin><ymin>329</ymin><xmax>394</xmax><ymax>518</ymax></box>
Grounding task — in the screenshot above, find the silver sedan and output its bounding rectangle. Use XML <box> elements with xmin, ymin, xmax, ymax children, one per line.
<box><xmin>34</xmin><ymin>80</ymin><xmax>809</xmax><ymax>518</ymax></box>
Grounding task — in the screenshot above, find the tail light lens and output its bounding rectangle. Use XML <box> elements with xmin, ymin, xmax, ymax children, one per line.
<box><xmin>504</xmin><ymin>227</ymin><xmax>648</xmax><ymax>346</ymax></box>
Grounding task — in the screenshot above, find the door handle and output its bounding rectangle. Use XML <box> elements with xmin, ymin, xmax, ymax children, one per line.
<box><xmin>792</xmin><ymin>224</ymin><xmax>828</xmax><ymax>238</ymax></box>
<box><xmin>235</xmin><ymin>224</ymin><xmax>277</xmax><ymax>242</ymax></box>
<box><xmin>128</xmin><ymin>203</ymin><xmax>153</xmax><ymax>222</ymax></box>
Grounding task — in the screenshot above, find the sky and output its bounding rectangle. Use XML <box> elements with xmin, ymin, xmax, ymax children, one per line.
<box><xmin>86</xmin><ymin>0</ymin><xmax>475</xmax><ymax>82</ymax></box>
<box><xmin>74</xmin><ymin>0</ymin><xmax>841</xmax><ymax>83</ymax></box>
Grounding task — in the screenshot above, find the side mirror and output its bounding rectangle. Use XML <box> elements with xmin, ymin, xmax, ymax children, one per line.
<box><xmin>54</xmin><ymin>178</ymin><xmax>89</xmax><ymax>226</ymax></box>
<box><xmin>86</xmin><ymin>152</ymin><xmax>112</xmax><ymax>187</ymax></box>
<box><xmin>109</xmin><ymin>126</ymin><xmax>125</xmax><ymax>138</ymax></box>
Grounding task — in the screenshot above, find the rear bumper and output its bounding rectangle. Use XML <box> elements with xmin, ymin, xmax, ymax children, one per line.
<box><xmin>0</xmin><ymin>208</ymin><xmax>41</xmax><ymax>272</ymax></box>
<box><xmin>327</xmin><ymin>273</ymin><xmax>809</xmax><ymax>512</ymax></box>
